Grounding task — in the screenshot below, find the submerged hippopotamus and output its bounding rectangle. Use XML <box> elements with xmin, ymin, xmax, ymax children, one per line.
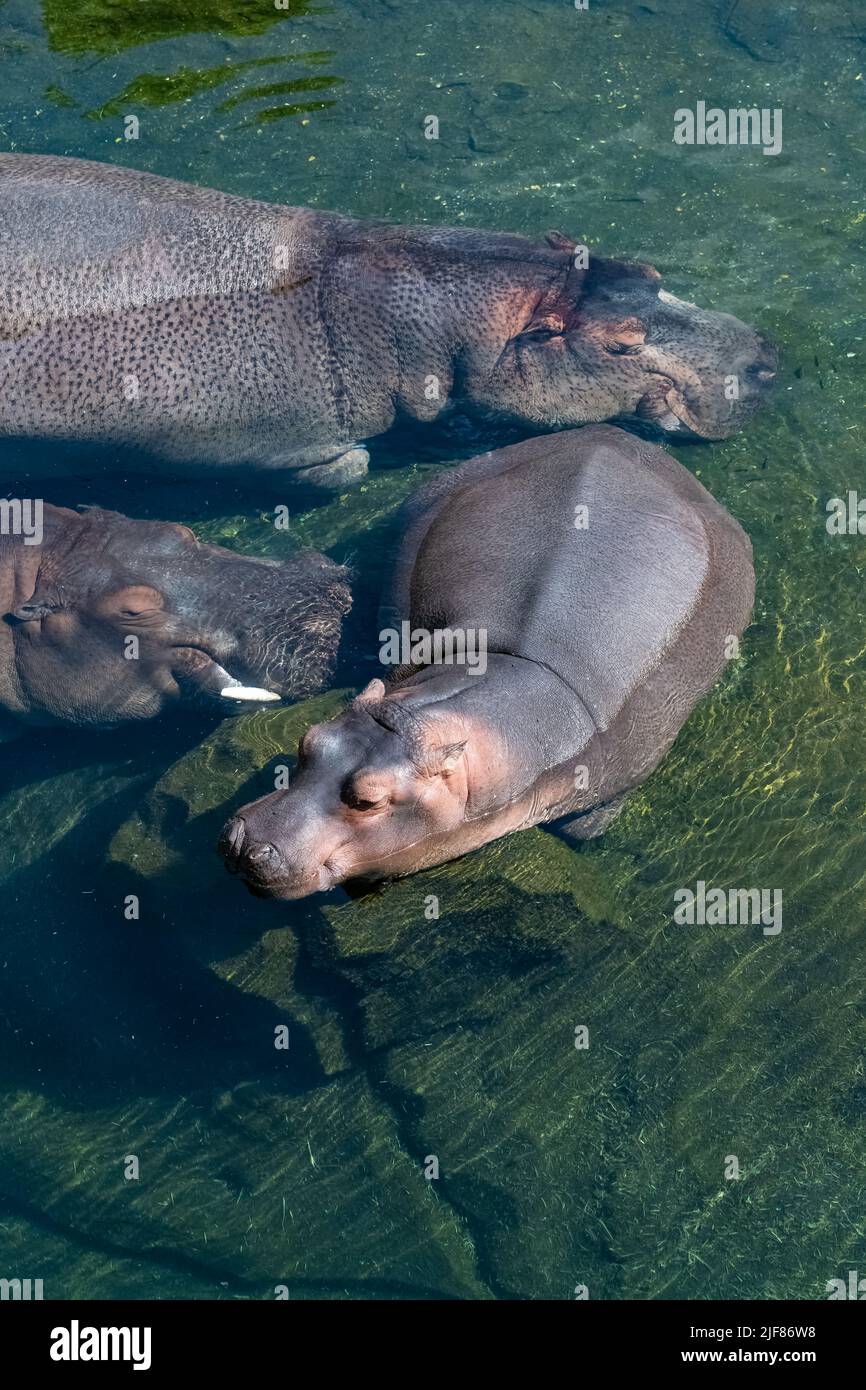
<box><xmin>220</xmin><ymin>425</ymin><xmax>754</xmax><ymax>897</ymax></box>
<box><xmin>0</xmin><ymin>155</ymin><xmax>776</xmax><ymax>488</ymax></box>
<box><xmin>0</xmin><ymin>503</ymin><xmax>349</xmax><ymax>733</ymax></box>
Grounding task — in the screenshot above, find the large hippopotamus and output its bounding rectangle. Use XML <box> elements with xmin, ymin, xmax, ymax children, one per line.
<box><xmin>0</xmin><ymin>156</ymin><xmax>776</xmax><ymax>487</ymax></box>
<box><xmin>219</xmin><ymin>425</ymin><xmax>754</xmax><ymax>897</ymax></box>
<box><xmin>0</xmin><ymin>503</ymin><xmax>349</xmax><ymax>733</ymax></box>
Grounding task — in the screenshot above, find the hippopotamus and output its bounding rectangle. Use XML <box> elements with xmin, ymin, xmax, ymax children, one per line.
<box><xmin>0</xmin><ymin>155</ymin><xmax>777</xmax><ymax>488</ymax></box>
<box><xmin>219</xmin><ymin>425</ymin><xmax>754</xmax><ymax>897</ymax></box>
<box><xmin>0</xmin><ymin>503</ymin><xmax>349</xmax><ymax>732</ymax></box>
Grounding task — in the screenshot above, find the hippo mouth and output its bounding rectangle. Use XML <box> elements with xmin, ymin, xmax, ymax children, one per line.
<box><xmin>240</xmin><ymin>870</ymin><xmax>334</xmax><ymax>900</ymax></box>
<box><xmin>635</xmin><ymin>336</ymin><xmax>778</xmax><ymax>438</ymax></box>
<box><xmin>171</xmin><ymin>645</ymin><xmax>280</xmax><ymax>704</ymax></box>
<box><xmin>635</xmin><ymin>377</ymin><xmax>705</xmax><ymax>435</ymax></box>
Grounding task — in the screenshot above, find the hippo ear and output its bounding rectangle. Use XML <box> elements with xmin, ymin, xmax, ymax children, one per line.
<box><xmin>10</xmin><ymin>594</ymin><xmax>61</xmax><ymax>622</ymax></box>
<box><xmin>545</xmin><ymin>230</ymin><xmax>577</xmax><ymax>253</ymax></box>
<box><xmin>520</xmin><ymin>276</ymin><xmax>585</xmax><ymax>337</ymax></box>
<box><xmin>518</xmin><ymin>310</ymin><xmax>567</xmax><ymax>340</ymax></box>
<box><xmin>426</xmin><ymin>740</ymin><xmax>467</xmax><ymax>777</ymax></box>
<box><xmin>355</xmin><ymin>678</ymin><xmax>386</xmax><ymax>706</ymax></box>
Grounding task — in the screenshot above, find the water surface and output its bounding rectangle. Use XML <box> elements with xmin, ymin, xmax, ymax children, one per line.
<box><xmin>0</xmin><ymin>0</ymin><xmax>864</xmax><ymax>1300</ymax></box>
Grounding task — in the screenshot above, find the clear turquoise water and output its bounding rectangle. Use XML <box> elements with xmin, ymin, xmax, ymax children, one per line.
<box><xmin>0</xmin><ymin>0</ymin><xmax>865</xmax><ymax>1300</ymax></box>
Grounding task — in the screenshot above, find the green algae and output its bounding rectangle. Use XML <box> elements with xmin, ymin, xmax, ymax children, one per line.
<box><xmin>218</xmin><ymin>75</ymin><xmax>343</xmax><ymax>113</ymax></box>
<box><xmin>41</xmin><ymin>0</ymin><xmax>321</xmax><ymax>57</ymax></box>
<box><xmin>84</xmin><ymin>54</ymin><xmax>339</xmax><ymax>122</ymax></box>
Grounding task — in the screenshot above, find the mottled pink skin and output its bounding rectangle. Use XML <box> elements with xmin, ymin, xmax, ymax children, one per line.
<box><xmin>220</xmin><ymin>427</ymin><xmax>755</xmax><ymax>898</ymax></box>
<box><xmin>0</xmin><ymin>156</ymin><xmax>775</xmax><ymax>487</ymax></box>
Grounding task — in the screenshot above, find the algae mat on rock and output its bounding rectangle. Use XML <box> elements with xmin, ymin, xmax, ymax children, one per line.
<box><xmin>0</xmin><ymin>0</ymin><xmax>865</xmax><ymax>1299</ymax></box>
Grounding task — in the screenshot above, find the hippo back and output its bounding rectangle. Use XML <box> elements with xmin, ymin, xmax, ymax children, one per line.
<box><xmin>387</xmin><ymin>425</ymin><xmax>754</xmax><ymax>741</ymax></box>
<box><xmin>0</xmin><ymin>154</ymin><xmax>327</xmax><ymax>333</ymax></box>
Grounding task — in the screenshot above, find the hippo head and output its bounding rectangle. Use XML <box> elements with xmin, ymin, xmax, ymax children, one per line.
<box><xmin>456</xmin><ymin>237</ymin><xmax>778</xmax><ymax>440</ymax></box>
<box><xmin>5</xmin><ymin>507</ymin><xmax>350</xmax><ymax>728</ymax></box>
<box><xmin>220</xmin><ymin>678</ymin><xmax>491</xmax><ymax>898</ymax></box>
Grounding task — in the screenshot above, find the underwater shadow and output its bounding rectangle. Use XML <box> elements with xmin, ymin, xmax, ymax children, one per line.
<box><xmin>0</xmin><ymin>710</ymin><xmax>227</xmax><ymax>800</ymax></box>
<box><xmin>0</xmin><ymin>767</ymin><xmax>345</xmax><ymax>1107</ymax></box>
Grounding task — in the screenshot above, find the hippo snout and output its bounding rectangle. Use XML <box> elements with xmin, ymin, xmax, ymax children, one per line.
<box><xmin>218</xmin><ymin>812</ymin><xmax>327</xmax><ymax>898</ymax></box>
<box><xmin>746</xmin><ymin>333</ymin><xmax>778</xmax><ymax>384</ymax></box>
<box><xmin>245</xmin><ymin>841</ymin><xmax>284</xmax><ymax>871</ymax></box>
<box><xmin>219</xmin><ymin>816</ymin><xmax>284</xmax><ymax>878</ymax></box>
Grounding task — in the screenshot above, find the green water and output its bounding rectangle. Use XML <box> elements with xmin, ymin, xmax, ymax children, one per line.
<box><xmin>0</xmin><ymin>0</ymin><xmax>864</xmax><ymax>1300</ymax></box>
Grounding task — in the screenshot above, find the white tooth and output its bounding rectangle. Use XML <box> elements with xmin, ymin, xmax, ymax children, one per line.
<box><xmin>220</xmin><ymin>686</ymin><xmax>281</xmax><ymax>702</ymax></box>
<box><xmin>657</xmin><ymin>411</ymin><xmax>683</xmax><ymax>430</ymax></box>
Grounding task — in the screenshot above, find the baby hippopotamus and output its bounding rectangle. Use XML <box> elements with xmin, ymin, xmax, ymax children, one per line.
<box><xmin>219</xmin><ymin>425</ymin><xmax>754</xmax><ymax>897</ymax></box>
<box><xmin>0</xmin><ymin>155</ymin><xmax>777</xmax><ymax>487</ymax></box>
<box><xmin>0</xmin><ymin>503</ymin><xmax>349</xmax><ymax>733</ymax></box>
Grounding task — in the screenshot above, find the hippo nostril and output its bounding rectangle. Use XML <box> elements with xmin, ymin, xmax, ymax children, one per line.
<box><xmin>745</xmin><ymin>360</ymin><xmax>777</xmax><ymax>385</ymax></box>
<box><xmin>219</xmin><ymin>816</ymin><xmax>246</xmax><ymax>869</ymax></box>
<box><xmin>246</xmin><ymin>842</ymin><xmax>283</xmax><ymax>868</ymax></box>
<box><xmin>219</xmin><ymin>818</ymin><xmax>287</xmax><ymax>882</ymax></box>
<box><xmin>748</xmin><ymin>335</ymin><xmax>779</xmax><ymax>385</ymax></box>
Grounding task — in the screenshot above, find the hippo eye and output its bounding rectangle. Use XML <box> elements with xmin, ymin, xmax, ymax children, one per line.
<box><xmin>346</xmin><ymin>792</ymin><xmax>388</xmax><ymax>812</ymax></box>
<box><xmin>343</xmin><ymin>780</ymin><xmax>390</xmax><ymax>812</ymax></box>
<box><xmin>604</xmin><ymin>341</ymin><xmax>642</xmax><ymax>356</ymax></box>
<box><xmin>516</xmin><ymin>326</ymin><xmax>562</xmax><ymax>344</ymax></box>
<box><xmin>100</xmin><ymin>586</ymin><xmax>165</xmax><ymax>620</ymax></box>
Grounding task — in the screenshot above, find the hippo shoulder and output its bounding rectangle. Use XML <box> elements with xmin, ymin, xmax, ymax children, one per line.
<box><xmin>0</xmin><ymin>154</ymin><xmax>324</xmax><ymax>334</ymax></box>
<box><xmin>404</xmin><ymin>427</ymin><xmax>751</xmax><ymax>732</ymax></box>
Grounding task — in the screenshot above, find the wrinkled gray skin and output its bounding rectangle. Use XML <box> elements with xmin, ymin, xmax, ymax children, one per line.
<box><xmin>0</xmin><ymin>504</ymin><xmax>349</xmax><ymax>733</ymax></box>
<box><xmin>0</xmin><ymin>156</ymin><xmax>776</xmax><ymax>488</ymax></box>
<box><xmin>220</xmin><ymin>426</ymin><xmax>754</xmax><ymax>898</ymax></box>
